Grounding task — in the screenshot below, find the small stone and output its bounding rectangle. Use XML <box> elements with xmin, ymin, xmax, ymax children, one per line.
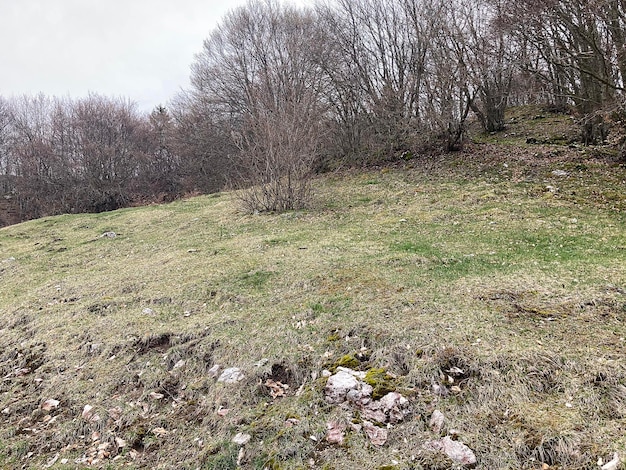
<box><xmin>336</xmin><ymin>366</ymin><xmax>367</xmax><ymax>379</ymax></box>
<box><xmin>425</xmin><ymin>436</ymin><xmax>476</xmax><ymax>466</ymax></box>
<box><xmin>379</xmin><ymin>391</ymin><xmax>408</xmax><ymax>412</ymax></box>
<box><xmin>108</xmin><ymin>407</ymin><xmax>122</xmax><ymax>420</ymax></box>
<box><xmin>152</xmin><ymin>427</ymin><xmax>169</xmax><ymax>437</ymax></box>
<box><xmin>208</xmin><ymin>364</ymin><xmax>221</xmax><ymax>378</ymax></box>
<box><xmin>430</xmin><ymin>410</ymin><xmax>445</xmax><ymax>434</ymax></box>
<box><xmin>432</xmin><ymin>382</ymin><xmax>449</xmax><ymax>396</ymax></box>
<box><xmin>325</xmin><ymin>421</ymin><xmax>346</xmax><ymax>445</ymax></box>
<box><xmin>601</xmin><ymin>453</ymin><xmax>620</xmax><ymax>470</ymax></box>
<box><xmin>218</xmin><ymin>367</ymin><xmax>245</xmax><ymax>383</ymax></box>
<box><xmin>363</xmin><ymin>420</ymin><xmax>388</xmax><ymax>446</ymax></box>
<box><xmin>41</xmin><ymin>399</ymin><xmax>60</xmax><ymax>411</ymax></box>
<box><xmin>233</xmin><ymin>433</ymin><xmax>251</xmax><ymax>445</ymax></box>
<box><xmin>346</xmin><ymin>386</ymin><xmax>373</xmax><ymax>405</ymax></box>
<box><xmin>360</xmin><ymin>406</ymin><xmax>386</xmax><ymax>424</ymax></box>
<box><xmin>82</xmin><ymin>405</ymin><xmax>94</xmax><ymax>420</ymax></box>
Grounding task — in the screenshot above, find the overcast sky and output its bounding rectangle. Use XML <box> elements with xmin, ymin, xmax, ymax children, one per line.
<box><xmin>0</xmin><ymin>0</ymin><xmax>309</xmax><ymax>112</ymax></box>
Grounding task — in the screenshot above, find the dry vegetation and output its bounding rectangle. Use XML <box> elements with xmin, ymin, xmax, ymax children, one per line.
<box><xmin>1</xmin><ymin>110</ymin><xmax>626</xmax><ymax>469</ymax></box>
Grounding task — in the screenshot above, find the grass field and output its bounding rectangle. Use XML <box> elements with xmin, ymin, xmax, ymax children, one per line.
<box><xmin>1</xmin><ymin>126</ymin><xmax>626</xmax><ymax>468</ymax></box>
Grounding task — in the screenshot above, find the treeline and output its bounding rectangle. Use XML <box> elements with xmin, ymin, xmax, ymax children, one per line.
<box><xmin>0</xmin><ymin>95</ymin><xmax>228</xmax><ymax>224</ymax></box>
<box><xmin>2</xmin><ymin>0</ymin><xmax>626</xmax><ymax>223</ymax></box>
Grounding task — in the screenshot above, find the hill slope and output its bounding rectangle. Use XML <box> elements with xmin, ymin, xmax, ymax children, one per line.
<box><xmin>1</xmin><ymin>142</ymin><xmax>626</xmax><ymax>469</ymax></box>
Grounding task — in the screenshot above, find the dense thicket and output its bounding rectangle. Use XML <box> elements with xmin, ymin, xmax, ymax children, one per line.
<box><xmin>1</xmin><ymin>0</ymin><xmax>625</xmax><ymax>222</ymax></box>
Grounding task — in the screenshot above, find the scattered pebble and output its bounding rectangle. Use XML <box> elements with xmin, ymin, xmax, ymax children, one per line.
<box><xmin>232</xmin><ymin>433</ymin><xmax>251</xmax><ymax>445</ymax></box>
<box><xmin>430</xmin><ymin>410</ymin><xmax>445</xmax><ymax>434</ymax></box>
<box><xmin>218</xmin><ymin>367</ymin><xmax>245</xmax><ymax>383</ymax></box>
<box><xmin>208</xmin><ymin>364</ymin><xmax>221</xmax><ymax>378</ymax></box>
<box><xmin>41</xmin><ymin>399</ymin><xmax>60</xmax><ymax>411</ymax></box>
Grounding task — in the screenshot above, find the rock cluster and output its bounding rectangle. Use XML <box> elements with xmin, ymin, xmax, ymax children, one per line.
<box><xmin>323</xmin><ymin>367</ymin><xmax>410</xmax><ymax>446</ymax></box>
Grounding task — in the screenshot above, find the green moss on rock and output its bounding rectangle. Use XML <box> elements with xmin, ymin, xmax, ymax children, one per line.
<box><xmin>331</xmin><ymin>354</ymin><xmax>360</xmax><ymax>371</ymax></box>
<box><xmin>363</xmin><ymin>368</ymin><xmax>396</xmax><ymax>400</ymax></box>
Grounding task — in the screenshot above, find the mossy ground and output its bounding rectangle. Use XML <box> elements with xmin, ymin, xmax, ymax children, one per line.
<box><xmin>1</xmin><ymin>124</ymin><xmax>626</xmax><ymax>468</ymax></box>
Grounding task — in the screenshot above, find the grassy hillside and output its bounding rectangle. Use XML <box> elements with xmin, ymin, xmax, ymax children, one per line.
<box><xmin>1</xmin><ymin>134</ymin><xmax>626</xmax><ymax>468</ymax></box>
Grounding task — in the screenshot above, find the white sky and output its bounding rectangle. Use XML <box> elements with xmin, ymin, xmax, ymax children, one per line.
<box><xmin>0</xmin><ymin>0</ymin><xmax>310</xmax><ymax>112</ymax></box>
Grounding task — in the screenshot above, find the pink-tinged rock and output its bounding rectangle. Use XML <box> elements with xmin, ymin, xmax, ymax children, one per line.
<box><xmin>41</xmin><ymin>399</ymin><xmax>60</xmax><ymax>411</ymax></box>
<box><xmin>363</xmin><ymin>420</ymin><xmax>388</xmax><ymax>446</ymax></box>
<box><xmin>442</xmin><ymin>437</ymin><xmax>476</xmax><ymax>465</ymax></box>
<box><xmin>108</xmin><ymin>407</ymin><xmax>122</xmax><ymax>420</ymax></box>
<box><xmin>82</xmin><ymin>405</ymin><xmax>94</xmax><ymax>420</ymax></box>
<box><xmin>360</xmin><ymin>406</ymin><xmax>386</xmax><ymax>424</ymax></box>
<box><xmin>425</xmin><ymin>436</ymin><xmax>477</xmax><ymax>466</ymax></box>
<box><xmin>325</xmin><ymin>421</ymin><xmax>346</xmax><ymax>445</ymax></box>
<box><xmin>379</xmin><ymin>392</ymin><xmax>407</xmax><ymax>412</ymax></box>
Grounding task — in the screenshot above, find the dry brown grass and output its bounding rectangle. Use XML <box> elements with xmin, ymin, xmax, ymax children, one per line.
<box><xmin>0</xmin><ymin>140</ymin><xmax>625</xmax><ymax>469</ymax></box>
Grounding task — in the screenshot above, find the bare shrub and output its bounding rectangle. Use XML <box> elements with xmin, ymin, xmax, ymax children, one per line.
<box><xmin>234</xmin><ymin>100</ymin><xmax>322</xmax><ymax>212</ymax></box>
<box><xmin>188</xmin><ymin>0</ymin><xmax>327</xmax><ymax>212</ymax></box>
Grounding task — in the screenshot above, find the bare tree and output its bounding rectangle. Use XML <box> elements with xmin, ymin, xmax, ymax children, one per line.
<box><xmin>0</xmin><ymin>97</ymin><xmax>12</xmax><ymax>186</ymax></box>
<box><xmin>137</xmin><ymin>105</ymin><xmax>181</xmax><ymax>198</ymax></box>
<box><xmin>504</xmin><ymin>0</ymin><xmax>623</xmax><ymax>143</ymax></box>
<box><xmin>316</xmin><ymin>0</ymin><xmax>432</xmax><ymax>159</ymax></box>
<box><xmin>0</xmin><ymin>94</ymin><xmax>157</xmax><ymax>221</ymax></box>
<box><xmin>69</xmin><ymin>94</ymin><xmax>147</xmax><ymax>211</ymax></box>
<box><xmin>188</xmin><ymin>0</ymin><xmax>327</xmax><ymax>211</ymax></box>
<box><xmin>169</xmin><ymin>91</ymin><xmax>236</xmax><ymax>194</ymax></box>
<box><xmin>451</xmin><ymin>0</ymin><xmax>516</xmax><ymax>133</ymax></box>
